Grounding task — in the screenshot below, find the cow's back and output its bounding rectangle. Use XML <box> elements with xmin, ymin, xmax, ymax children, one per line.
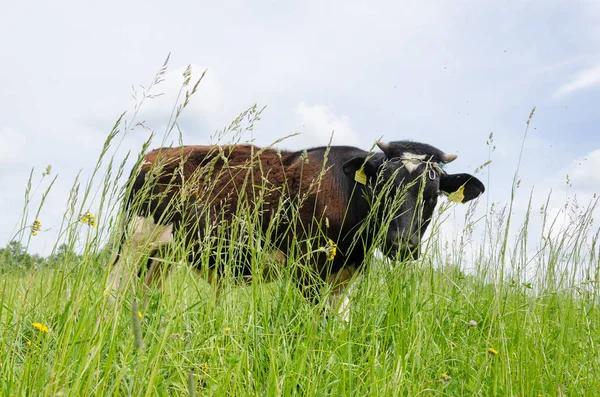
<box><xmin>133</xmin><ymin>145</ymin><xmax>300</xmax><ymax>228</ymax></box>
<box><xmin>135</xmin><ymin>144</ymin><xmax>348</xmax><ymax>236</ymax></box>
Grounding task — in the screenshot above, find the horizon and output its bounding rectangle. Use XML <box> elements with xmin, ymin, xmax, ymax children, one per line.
<box><xmin>1</xmin><ymin>0</ymin><xmax>599</xmax><ymax>256</ymax></box>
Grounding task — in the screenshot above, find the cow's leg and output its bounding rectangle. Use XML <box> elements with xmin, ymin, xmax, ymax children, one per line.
<box><xmin>326</xmin><ymin>265</ymin><xmax>359</xmax><ymax>322</ymax></box>
<box><xmin>182</xmin><ymin>235</ymin><xmax>226</xmax><ymax>304</ymax></box>
<box><xmin>193</xmin><ymin>248</ymin><xmax>287</xmax><ymax>302</ymax></box>
<box><xmin>105</xmin><ymin>216</ymin><xmax>173</xmax><ymax>302</ymax></box>
<box><xmin>138</xmin><ymin>222</ymin><xmax>174</xmax><ymax>309</ymax></box>
<box><xmin>260</xmin><ymin>249</ymin><xmax>287</xmax><ymax>282</ymax></box>
<box><xmin>294</xmin><ymin>265</ymin><xmax>325</xmax><ymax>306</ymax></box>
<box><xmin>206</xmin><ymin>267</ymin><xmax>223</xmax><ymax>301</ymax></box>
<box><xmin>140</xmin><ymin>244</ymin><xmax>174</xmax><ymax>304</ymax></box>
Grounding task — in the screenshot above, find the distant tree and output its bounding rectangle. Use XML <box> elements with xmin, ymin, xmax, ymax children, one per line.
<box><xmin>95</xmin><ymin>242</ymin><xmax>115</xmax><ymax>269</ymax></box>
<box><xmin>47</xmin><ymin>243</ymin><xmax>80</xmax><ymax>267</ymax></box>
<box><xmin>0</xmin><ymin>241</ymin><xmax>35</xmax><ymax>271</ymax></box>
<box><xmin>30</xmin><ymin>253</ymin><xmax>46</xmax><ymax>270</ymax></box>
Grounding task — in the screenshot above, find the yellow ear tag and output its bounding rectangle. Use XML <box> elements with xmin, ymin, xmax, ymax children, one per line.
<box><xmin>447</xmin><ymin>185</ymin><xmax>465</xmax><ymax>203</ymax></box>
<box><xmin>354</xmin><ymin>169</ymin><xmax>367</xmax><ymax>185</ymax></box>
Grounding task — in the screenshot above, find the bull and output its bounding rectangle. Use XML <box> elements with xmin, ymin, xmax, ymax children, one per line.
<box><xmin>105</xmin><ymin>140</ymin><xmax>485</xmax><ymax>318</ymax></box>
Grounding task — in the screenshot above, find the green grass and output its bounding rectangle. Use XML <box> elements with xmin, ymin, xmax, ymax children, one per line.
<box><xmin>1</xmin><ymin>60</ymin><xmax>599</xmax><ymax>396</ymax></box>
<box><xmin>2</xmin><ymin>239</ymin><xmax>599</xmax><ymax>396</ymax></box>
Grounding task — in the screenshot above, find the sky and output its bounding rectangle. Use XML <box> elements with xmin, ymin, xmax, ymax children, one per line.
<box><xmin>0</xmin><ymin>0</ymin><xmax>599</xmax><ymax>260</ymax></box>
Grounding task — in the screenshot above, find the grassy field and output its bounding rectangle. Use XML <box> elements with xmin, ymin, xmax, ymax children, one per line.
<box><xmin>1</xmin><ymin>64</ymin><xmax>599</xmax><ymax>396</ymax></box>
<box><xmin>2</xmin><ymin>221</ymin><xmax>599</xmax><ymax>396</ymax></box>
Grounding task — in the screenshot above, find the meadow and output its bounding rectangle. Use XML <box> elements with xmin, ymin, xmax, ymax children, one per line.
<box><xmin>1</xmin><ymin>63</ymin><xmax>599</xmax><ymax>396</ymax></box>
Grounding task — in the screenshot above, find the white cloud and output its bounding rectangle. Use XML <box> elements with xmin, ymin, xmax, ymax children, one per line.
<box><xmin>554</xmin><ymin>64</ymin><xmax>600</xmax><ymax>97</ymax></box>
<box><xmin>0</xmin><ymin>127</ymin><xmax>27</xmax><ymax>166</ymax></box>
<box><xmin>506</xmin><ymin>147</ymin><xmax>600</xmax><ymax>267</ymax></box>
<box><xmin>293</xmin><ymin>102</ymin><xmax>360</xmax><ymax>147</ymax></box>
<box><xmin>134</xmin><ymin>65</ymin><xmax>227</xmax><ymax>137</ymax></box>
<box><xmin>560</xmin><ymin>148</ymin><xmax>600</xmax><ymax>193</ymax></box>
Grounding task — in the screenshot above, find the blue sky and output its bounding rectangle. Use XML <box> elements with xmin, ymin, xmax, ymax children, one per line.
<box><xmin>0</xmin><ymin>0</ymin><xmax>598</xmax><ymax>255</ymax></box>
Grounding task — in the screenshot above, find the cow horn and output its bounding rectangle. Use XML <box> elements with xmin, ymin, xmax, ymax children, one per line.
<box><xmin>376</xmin><ymin>141</ymin><xmax>390</xmax><ymax>153</ymax></box>
<box><xmin>443</xmin><ymin>153</ymin><xmax>458</xmax><ymax>163</ymax></box>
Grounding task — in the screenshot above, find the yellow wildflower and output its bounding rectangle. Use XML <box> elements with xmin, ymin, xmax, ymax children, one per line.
<box><xmin>223</xmin><ymin>327</ymin><xmax>231</xmax><ymax>335</ymax></box>
<box><xmin>80</xmin><ymin>211</ymin><xmax>98</xmax><ymax>227</ymax></box>
<box><xmin>325</xmin><ymin>239</ymin><xmax>337</xmax><ymax>261</ymax></box>
<box><xmin>26</xmin><ymin>340</ymin><xmax>31</xmax><ymax>346</ymax></box>
<box><xmin>137</xmin><ymin>311</ymin><xmax>143</xmax><ymax>319</ymax></box>
<box><xmin>488</xmin><ymin>347</ymin><xmax>499</xmax><ymax>356</ymax></box>
<box><xmin>31</xmin><ymin>219</ymin><xmax>42</xmax><ymax>235</ymax></box>
<box><xmin>441</xmin><ymin>373</ymin><xmax>451</xmax><ymax>382</ymax></box>
<box><xmin>32</xmin><ymin>322</ymin><xmax>49</xmax><ymax>333</ymax></box>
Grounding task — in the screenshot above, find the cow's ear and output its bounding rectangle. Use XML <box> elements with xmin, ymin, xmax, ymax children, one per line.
<box><xmin>342</xmin><ymin>156</ymin><xmax>378</xmax><ymax>184</ymax></box>
<box><xmin>440</xmin><ymin>173</ymin><xmax>485</xmax><ymax>203</ymax></box>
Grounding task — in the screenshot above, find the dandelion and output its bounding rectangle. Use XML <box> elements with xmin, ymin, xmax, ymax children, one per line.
<box><xmin>26</xmin><ymin>340</ymin><xmax>31</xmax><ymax>346</ymax></box>
<box><xmin>324</xmin><ymin>239</ymin><xmax>337</xmax><ymax>261</ymax></box>
<box><xmin>223</xmin><ymin>327</ymin><xmax>231</xmax><ymax>335</ymax></box>
<box><xmin>80</xmin><ymin>211</ymin><xmax>98</xmax><ymax>228</ymax></box>
<box><xmin>32</xmin><ymin>322</ymin><xmax>49</xmax><ymax>333</ymax></box>
<box><xmin>31</xmin><ymin>219</ymin><xmax>42</xmax><ymax>235</ymax></box>
<box><xmin>441</xmin><ymin>373</ymin><xmax>451</xmax><ymax>382</ymax></box>
<box><xmin>488</xmin><ymin>347</ymin><xmax>499</xmax><ymax>356</ymax></box>
<box><xmin>137</xmin><ymin>311</ymin><xmax>143</xmax><ymax>319</ymax></box>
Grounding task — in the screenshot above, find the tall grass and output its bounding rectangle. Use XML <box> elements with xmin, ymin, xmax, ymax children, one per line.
<box><xmin>1</xmin><ymin>59</ymin><xmax>599</xmax><ymax>396</ymax></box>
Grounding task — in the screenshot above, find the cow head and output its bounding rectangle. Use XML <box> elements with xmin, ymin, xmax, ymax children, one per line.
<box><xmin>343</xmin><ymin>140</ymin><xmax>485</xmax><ymax>261</ymax></box>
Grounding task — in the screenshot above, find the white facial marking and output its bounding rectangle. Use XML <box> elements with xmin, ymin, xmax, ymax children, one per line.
<box><xmin>401</xmin><ymin>152</ymin><xmax>428</xmax><ymax>173</ymax></box>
